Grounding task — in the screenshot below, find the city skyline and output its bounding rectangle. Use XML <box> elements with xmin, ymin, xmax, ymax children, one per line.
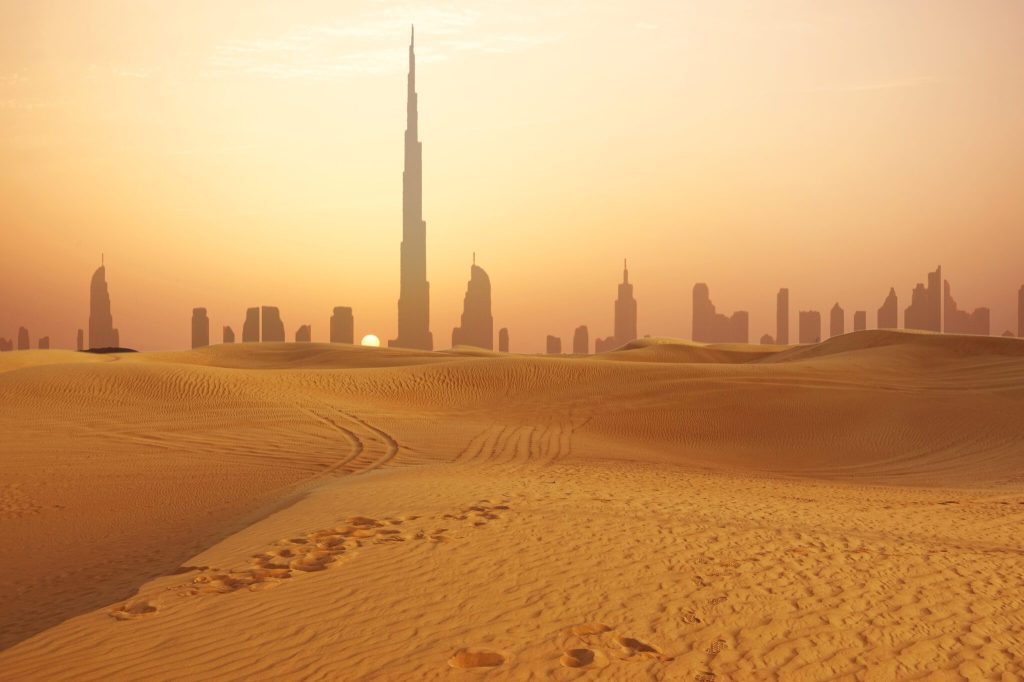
<box><xmin>2</xmin><ymin>4</ymin><xmax>1024</xmax><ymax>351</ymax></box>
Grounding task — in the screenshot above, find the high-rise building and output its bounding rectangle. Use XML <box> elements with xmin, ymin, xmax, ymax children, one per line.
<box><xmin>830</xmin><ymin>303</ymin><xmax>845</xmax><ymax>338</ymax></box>
<box><xmin>242</xmin><ymin>308</ymin><xmax>260</xmax><ymax>343</ymax></box>
<box><xmin>223</xmin><ymin>326</ymin><xmax>235</xmax><ymax>344</ymax></box>
<box><xmin>295</xmin><ymin>325</ymin><xmax>312</xmax><ymax>343</ymax></box>
<box><xmin>89</xmin><ymin>257</ymin><xmax>119</xmax><ymax>349</ymax></box>
<box><xmin>498</xmin><ymin>328</ymin><xmax>509</xmax><ymax>353</ymax></box>
<box><xmin>853</xmin><ymin>311</ymin><xmax>867</xmax><ymax>332</ymax></box>
<box><xmin>389</xmin><ymin>28</ymin><xmax>433</xmax><ymax>351</ymax></box>
<box><xmin>776</xmin><ymin>288</ymin><xmax>789</xmax><ymax>345</ymax></box>
<box><xmin>573</xmin><ymin>325</ymin><xmax>589</xmax><ymax>354</ymax></box>
<box><xmin>17</xmin><ymin>326</ymin><xmax>29</xmax><ymax>350</ymax></box>
<box><xmin>878</xmin><ymin>288</ymin><xmax>898</xmax><ymax>329</ymax></box>
<box><xmin>76</xmin><ymin>329</ymin><xmax>84</xmax><ymax>351</ymax></box>
<box><xmin>451</xmin><ymin>256</ymin><xmax>493</xmax><ymax>350</ymax></box>
<box><xmin>191</xmin><ymin>308</ymin><xmax>210</xmax><ymax>349</ymax></box>
<box><xmin>905</xmin><ymin>266</ymin><xmax>942</xmax><ymax>331</ymax></box>
<box><xmin>596</xmin><ymin>261</ymin><xmax>638</xmax><ymax>352</ymax></box>
<box><xmin>692</xmin><ymin>283</ymin><xmax>748</xmax><ymax>343</ymax></box>
<box><xmin>0</xmin><ymin>338</ymin><xmax>11</xmax><ymax>351</ymax></box>
<box><xmin>261</xmin><ymin>306</ymin><xmax>285</xmax><ymax>342</ymax></box>
<box><xmin>798</xmin><ymin>311</ymin><xmax>821</xmax><ymax>344</ymax></box>
<box><xmin>943</xmin><ymin>280</ymin><xmax>989</xmax><ymax>335</ymax></box>
<box><xmin>546</xmin><ymin>335</ymin><xmax>562</xmax><ymax>355</ymax></box>
<box><xmin>1019</xmin><ymin>285</ymin><xmax>1024</xmax><ymax>337</ymax></box>
<box><xmin>330</xmin><ymin>307</ymin><xmax>354</xmax><ymax>344</ymax></box>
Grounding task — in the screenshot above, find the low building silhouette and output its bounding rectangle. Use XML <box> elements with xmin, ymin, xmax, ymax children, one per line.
<box><xmin>0</xmin><ymin>338</ymin><xmax>11</xmax><ymax>351</ymax></box>
<box><xmin>295</xmin><ymin>325</ymin><xmax>312</xmax><ymax>343</ymax></box>
<box><xmin>830</xmin><ymin>303</ymin><xmax>845</xmax><ymax>338</ymax></box>
<box><xmin>330</xmin><ymin>307</ymin><xmax>354</xmax><ymax>344</ymax></box>
<box><xmin>878</xmin><ymin>288</ymin><xmax>898</xmax><ymax>329</ymax></box>
<box><xmin>776</xmin><ymin>288</ymin><xmax>789</xmax><ymax>345</ymax></box>
<box><xmin>573</xmin><ymin>325</ymin><xmax>589</xmax><ymax>354</ymax></box>
<box><xmin>76</xmin><ymin>329</ymin><xmax>84</xmax><ymax>351</ymax></box>
<box><xmin>223</xmin><ymin>326</ymin><xmax>235</xmax><ymax>344</ymax></box>
<box><xmin>17</xmin><ymin>327</ymin><xmax>29</xmax><ymax>350</ymax></box>
<box><xmin>905</xmin><ymin>265</ymin><xmax>942</xmax><ymax>332</ymax></box>
<box><xmin>853</xmin><ymin>311</ymin><xmax>867</xmax><ymax>332</ymax></box>
<box><xmin>1003</xmin><ymin>330</ymin><xmax>1015</xmax><ymax>338</ymax></box>
<box><xmin>498</xmin><ymin>328</ymin><xmax>509</xmax><ymax>353</ymax></box>
<box><xmin>261</xmin><ymin>306</ymin><xmax>285</xmax><ymax>342</ymax></box>
<box><xmin>798</xmin><ymin>311</ymin><xmax>821</xmax><ymax>344</ymax></box>
<box><xmin>943</xmin><ymin>280</ymin><xmax>989</xmax><ymax>335</ymax></box>
<box><xmin>760</xmin><ymin>333</ymin><xmax>774</xmax><ymax>345</ymax></box>
<box><xmin>191</xmin><ymin>308</ymin><xmax>210</xmax><ymax>349</ymax></box>
<box><xmin>692</xmin><ymin>283</ymin><xmax>748</xmax><ymax>343</ymax></box>
<box><xmin>546</xmin><ymin>335</ymin><xmax>561</xmax><ymax>355</ymax></box>
<box><xmin>242</xmin><ymin>307</ymin><xmax>260</xmax><ymax>342</ymax></box>
<box><xmin>38</xmin><ymin>336</ymin><xmax>50</xmax><ymax>350</ymax></box>
<box><xmin>451</xmin><ymin>257</ymin><xmax>493</xmax><ymax>350</ymax></box>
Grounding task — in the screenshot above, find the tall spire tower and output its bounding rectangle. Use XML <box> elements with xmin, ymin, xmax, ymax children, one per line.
<box><xmin>389</xmin><ymin>25</ymin><xmax>433</xmax><ymax>350</ymax></box>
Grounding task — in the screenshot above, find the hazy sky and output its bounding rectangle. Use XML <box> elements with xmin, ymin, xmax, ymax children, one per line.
<box><xmin>2</xmin><ymin>1</ymin><xmax>1023</xmax><ymax>351</ymax></box>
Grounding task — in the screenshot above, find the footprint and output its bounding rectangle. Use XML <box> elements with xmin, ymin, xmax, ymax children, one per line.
<box><xmin>560</xmin><ymin>648</ymin><xmax>603</xmax><ymax>668</ymax></box>
<box><xmin>448</xmin><ymin>649</ymin><xmax>506</xmax><ymax>669</ymax></box>
<box><xmin>615</xmin><ymin>635</ymin><xmax>673</xmax><ymax>661</ymax></box>
<box><xmin>706</xmin><ymin>639</ymin><xmax>727</xmax><ymax>656</ymax></box>
<box><xmin>109</xmin><ymin>600</ymin><xmax>157</xmax><ymax>620</ymax></box>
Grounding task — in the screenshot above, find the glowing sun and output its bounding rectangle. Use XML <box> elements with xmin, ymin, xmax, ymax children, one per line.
<box><xmin>360</xmin><ymin>334</ymin><xmax>381</xmax><ymax>347</ymax></box>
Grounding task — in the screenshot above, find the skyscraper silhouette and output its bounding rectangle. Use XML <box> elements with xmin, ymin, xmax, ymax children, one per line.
<box><xmin>451</xmin><ymin>256</ymin><xmax>493</xmax><ymax>350</ymax></box>
<box><xmin>330</xmin><ymin>307</ymin><xmax>354</xmax><ymax>344</ymax></box>
<box><xmin>498</xmin><ymin>328</ymin><xmax>509</xmax><ymax>353</ymax></box>
<box><xmin>943</xmin><ymin>280</ymin><xmax>989</xmax><ymax>335</ymax></box>
<box><xmin>38</xmin><ymin>336</ymin><xmax>49</xmax><ymax>350</ymax></box>
<box><xmin>776</xmin><ymin>288</ymin><xmax>789</xmax><ymax>345</ymax></box>
<box><xmin>17</xmin><ymin>327</ymin><xmax>29</xmax><ymax>350</ymax></box>
<box><xmin>798</xmin><ymin>311</ymin><xmax>821</xmax><ymax>344</ymax></box>
<box><xmin>76</xmin><ymin>329</ymin><xmax>84</xmax><ymax>351</ymax></box>
<box><xmin>1019</xmin><ymin>285</ymin><xmax>1024</xmax><ymax>337</ymax></box>
<box><xmin>905</xmin><ymin>266</ymin><xmax>942</xmax><ymax>332</ymax></box>
<box><xmin>573</xmin><ymin>325</ymin><xmax>589</xmax><ymax>354</ymax></box>
<box><xmin>830</xmin><ymin>303</ymin><xmax>845</xmax><ymax>338</ymax></box>
<box><xmin>389</xmin><ymin>27</ymin><xmax>433</xmax><ymax>351</ymax></box>
<box><xmin>692</xmin><ymin>283</ymin><xmax>748</xmax><ymax>343</ymax></box>
<box><xmin>596</xmin><ymin>260</ymin><xmax>637</xmax><ymax>352</ymax></box>
<box><xmin>191</xmin><ymin>308</ymin><xmax>209</xmax><ymax>349</ymax></box>
<box><xmin>243</xmin><ymin>308</ymin><xmax>260</xmax><ymax>343</ymax></box>
<box><xmin>853</xmin><ymin>311</ymin><xmax>867</xmax><ymax>332</ymax></box>
<box><xmin>546</xmin><ymin>335</ymin><xmax>561</xmax><ymax>355</ymax></box>
<box><xmin>261</xmin><ymin>306</ymin><xmax>285</xmax><ymax>342</ymax></box>
<box><xmin>878</xmin><ymin>288</ymin><xmax>898</xmax><ymax>329</ymax></box>
<box><xmin>223</xmin><ymin>326</ymin><xmax>235</xmax><ymax>344</ymax></box>
<box><xmin>295</xmin><ymin>325</ymin><xmax>311</xmax><ymax>343</ymax></box>
<box><xmin>89</xmin><ymin>257</ymin><xmax>119</xmax><ymax>349</ymax></box>
<box><xmin>0</xmin><ymin>338</ymin><xmax>11</xmax><ymax>351</ymax></box>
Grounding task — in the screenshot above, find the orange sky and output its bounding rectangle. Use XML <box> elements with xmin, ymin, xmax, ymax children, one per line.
<box><xmin>2</xmin><ymin>1</ymin><xmax>1023</xmax><ymax>351</ymax></box>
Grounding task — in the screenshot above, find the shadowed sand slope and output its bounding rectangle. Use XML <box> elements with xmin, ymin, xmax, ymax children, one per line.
<box><xmin>1</xmin><ymin>331</ymin><xmax>1023</xmax><ymax>678</ymax></box>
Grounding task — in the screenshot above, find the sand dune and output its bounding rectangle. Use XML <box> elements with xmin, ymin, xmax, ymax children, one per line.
<box><xmin>1</xmin><ymin>331</ymin><xmax>1022</xmax><ymax>679</ymax></box>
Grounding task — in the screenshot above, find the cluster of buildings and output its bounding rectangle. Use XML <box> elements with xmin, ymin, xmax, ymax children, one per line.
<box><xmin>190</xmin><ymin>306</ymin><xmax>355</xmax><ymax>349</ymax></box>
<box><xmin>3</xmin><ymin>32</ymin><xmax>1024</xmax><ymax>356</ymax></box>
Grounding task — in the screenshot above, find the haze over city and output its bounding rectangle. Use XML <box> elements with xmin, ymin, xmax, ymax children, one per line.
<box><xmin>3</xmin><ymin>1</ymin><xmax>1024</xmax><ymax>351</ymax></box>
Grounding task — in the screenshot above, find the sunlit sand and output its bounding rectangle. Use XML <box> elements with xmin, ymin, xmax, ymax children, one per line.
<box><xmin>1</xmin><ymin>330</ymin><xmax>1022</xmax><ymax>679</ymax></box>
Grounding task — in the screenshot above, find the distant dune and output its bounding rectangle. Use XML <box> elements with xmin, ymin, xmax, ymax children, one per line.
<box><xmin>1</xmin><ymin>331</ymin><xmax>1022</xmax><ymax>679</ymax></box>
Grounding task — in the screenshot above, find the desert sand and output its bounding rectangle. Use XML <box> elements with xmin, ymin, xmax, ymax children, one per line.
<box><xmin>1</xmin><ymin>331</ymin><xmax>1023</xmax><ymax>680</ymax></box>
